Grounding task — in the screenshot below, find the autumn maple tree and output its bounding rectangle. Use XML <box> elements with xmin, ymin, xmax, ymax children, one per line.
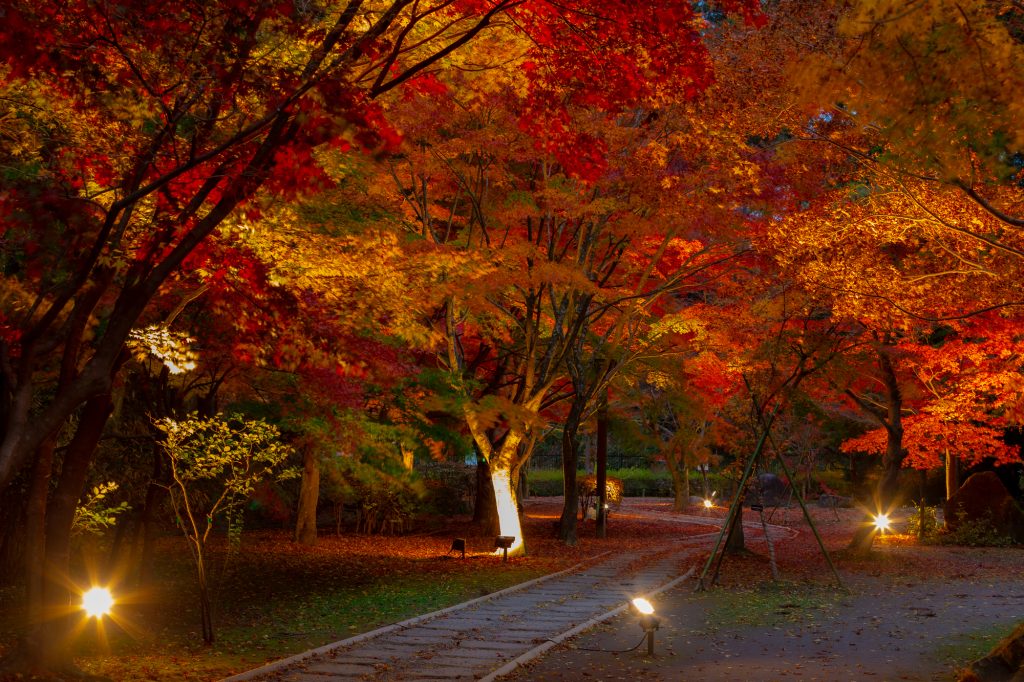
<box><xmin>633</xmin><ymin>350</ymin><xmax>740</xmax><ymax>512</ymax></box>
<box><xmin>840</xmin><ymin>317</ymin><xmax>1024</xmax><ymax>499</ymax></box>
<box><xmin>377</xmin><ymin>82</ymin><xmax>759</xmax><ymax>550</ymax></box>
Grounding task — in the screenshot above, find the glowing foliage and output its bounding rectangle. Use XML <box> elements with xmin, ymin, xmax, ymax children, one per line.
<box><xmin>71</xmin><ymin>482</ymin><xmax>130</xmax><ymax>537</ymax></box>
<box><xmin>158</xmin><ymin>414</ymin><xmax>296</xmax><ymax>501</ymax></box>
<box><xmin>128</xmin><ymin>325</ymin><xmax>198</xmax><ymax>374</ymax></box>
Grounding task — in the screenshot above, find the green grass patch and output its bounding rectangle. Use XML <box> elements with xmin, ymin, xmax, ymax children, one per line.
<box><xmin>931</xmin><ymin>622</ymin><xmax>1014</xmax><ymax>669</ymax></box>
<box><xmin>703</xmin><ymin>581</ymin><xmax>840</xmax><ymax>629</ymax></box>
<box><xmin>74</xmin><ymin>561</ymin><xmax>550</xmax><ymax>682</ymax></box>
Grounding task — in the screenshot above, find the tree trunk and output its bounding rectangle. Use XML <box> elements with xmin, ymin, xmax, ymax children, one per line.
<box><xmin>1</xmin><ymin>396</ymin><xmax>112</xmax><ymax>676</ymax></box>
<box><xmin>558</xmin><ymin>402</ymin><xmax>583</xmax><ymax>545</ymax></box>
<box><xmin>45</xmin><ymin>394</ymin><xmax>113</xmax><ymax>575</ymax></box>
<box><xmin>0</xmin><ymin>490</ymin><xmax>26</xmax><ymax>585</ymax></box>
<box><xmin>107</xmin><ymin>513</ymin><xmax>132</xmax><ymax>574</ymax></box>
<box><xmin>39</xmin><ymin>395</ymin><xmax>113</xmax><ymax>669</ymax></box>
<box><xmin>666</xmin><ymin>453</ymin><xmax>686</xmax><ymax>512</ymax></box>
<box><xmin>945</xmin><ymin>448</ymin><xmax>959</xmax><ymax>501</ymax></box>
<box><xmin>24</xmin><ymin>436</ymin><xmax>57</xmax><ymax>631</ymax></box>
<box><xmin>584</xmin><ymin>434</ymin><xmax>593</xmax><ymax>474</ymax></box>
<box><xmin>473</xmin><ymin>453</ymin><xmax>499</xmax><ymax>536</ymax></box>
<box><xmin>848</xmin><ymin>344</ymin><xmax>905</xmax><ymax>554</ymax></box>
<box><xmin>487</xmin><ymin>432</ymin><xmax>528</xmax><ymax>557</ymax></box>
<box><xmin>294</xmin><ymin>449</ymin><xmax>320</xmax><ymax>546</ymax></box>
<box><xmin>489</xmin><ymin>465</ymin><xmax>525</xmax><ymax>557</ymax></box>
<box><xmin>131</xmin><ymin>450</ymin><xmax>167</xmax><ymax>586</ymax></box>
<box><xmin>518</xmin><ymin>466</ymin><xmax>529</xmax><ymax>501</ymax></box>
<box><xmin>595</xmin><ymin>398</ymin><xmax>607</xmax><ymax>539</ymax></box>
<box><xmin>672</xmin><ymin>480</ymin><xmax>686</xmax><ymax>512</ymax></box>
<box><xmin>725</xmin><ymin>503</ymin><xmax>746</xmax><ymax>553</ymax></box>
<box><xmin>196</xmin><ymin>553</ymin><xmax>215</xmax><ymax>645</ymax></box>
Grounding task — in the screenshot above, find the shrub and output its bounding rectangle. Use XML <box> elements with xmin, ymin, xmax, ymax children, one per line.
<box><xmin>524</xmin><ymin>467</ymin><xmax>739</xmax><ymax>498</ymax></box>
<box><xmin>576</xmin><ymin>474</ymin><xmax>623</xmax><ymax>518</ymax></box>
<box><xmin>940</xmin><ymin>511</ymin><xmax>1016</xmax><ymax>547</ymax></box>
<box><xmin>349</xmin><ymin>478</ymin><xmax>424</xmax><ymax>534</ymax></box>
<box><xmin>813</xmin><ymin>469</ymin><xmax>857</xmax><ymax>498</ymax></box>
<box><xmin>158</xmin><ymin>413</ymin><xmax>296</xmax><ymax>644</ymax></box>
<box><xmin>614</xmin><ymin>467</ymin><xmax>672</xmax><ymax>496</ymax></box>
<box><xmin>420</xmin><ymin>462</ymin><xmax>475</xmax><ymax>515</ymax></box>
<box><xmin>906</xmin><ymin>504</ymin><xmax>940</xmax><ymax>540</ymax></box>
<box><xmin>526</xmin><ymin>469</ymin><xmax>566</xmax><ymax>496</ymax></box>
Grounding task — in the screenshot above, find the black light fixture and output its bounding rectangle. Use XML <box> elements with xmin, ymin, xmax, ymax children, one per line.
<box><xmin>494</xmin><ymin>535</ymin><xmax>515</xmax><ymax>562</ymax></box>
<box><xmin>449</xmin><ymin>538</ymin><xmax>466</xmax><ymax>558</ymax></box>
<box><xmin>629</xmin><ymin>597</ymin><xmax>660</xmax><ymax>655</ymax></box>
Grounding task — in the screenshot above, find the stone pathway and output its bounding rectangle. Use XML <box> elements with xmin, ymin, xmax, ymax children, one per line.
<box><xmin>224</xmin><ymin>501</ymin><xmax>799</xmax><ymax>682</ymax></box>
<box><xmin>224</xmin><ymin>539</ymin><xmax>706</xmax><ymax>682</ymax></box>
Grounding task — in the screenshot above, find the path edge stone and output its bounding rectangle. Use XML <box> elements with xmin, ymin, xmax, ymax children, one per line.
<box><xmin>220</xmin><ymin>550</ymin><xmax>612</xmax><ymax>682</ymax></box>
<box><xmin>477</xmin><ymin>565</ymin><xmax>696</xmax><ymax>682</ymax></box>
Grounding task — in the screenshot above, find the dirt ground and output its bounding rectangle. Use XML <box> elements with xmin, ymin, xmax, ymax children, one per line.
<box><xmin>510</xmin><ymin>503</ymin><xmax>1024</xmax><ymax>682</ymax></box>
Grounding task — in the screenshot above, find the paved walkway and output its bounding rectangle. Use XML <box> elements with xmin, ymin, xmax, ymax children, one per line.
<box><xmin>225</xmin><ymin>504</ymin><xmax>796</xmax><ymax>682</ymax></box>
<box><xmin>224</xmin><ymin>539</ymin><xmax>705</xmax><ymax>682</ymax></box>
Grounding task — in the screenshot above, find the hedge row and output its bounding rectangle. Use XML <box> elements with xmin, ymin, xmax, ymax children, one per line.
<box><xmin>526</xmin><ymin>468</ymin><xmax>732</xmax><ymax>498</ymax></box>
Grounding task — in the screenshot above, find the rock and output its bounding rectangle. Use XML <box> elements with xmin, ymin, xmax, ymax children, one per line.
<box><xmin>748</xmin><ymin>473</ymin><xmax>787</xmax><ymax>507</ymax></box>
<box><xmin>817</xmin><ymin>494</ymin><xmax>854</xmax><ymax>508</ymax></box>
<box><xmin>959</xmin><ymin>621</ymin><xmax>1024</xmax><ymax>681</ymax></box>
<box><xmin>689</xmin><ymin>495</ymin><xmax>707</xmax><ymax>506</ymax></box>
<box><xmin>945</xmin><ymin>472</ymin><xmax>1024</xmax><ymax>543</ymax></box>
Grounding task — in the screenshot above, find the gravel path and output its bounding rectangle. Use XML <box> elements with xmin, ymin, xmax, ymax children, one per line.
<box><xmin>508</xmin><ymin>548</ymin><xmax>1024</xmax><ymax>682</ymax></box>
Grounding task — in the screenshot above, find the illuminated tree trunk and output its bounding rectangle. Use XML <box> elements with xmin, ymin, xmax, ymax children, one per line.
<box><xmin>489</xmin><ymin>467</ymin><xmax>525</xmax><ymax>557</ymax></box>
<box><xmin>945</xmin><ymin>448</ymin><xmax>959</xmax><ymax>500</ymax></box>
<box><xmin>400</xmin><ymin>444</ymin><xmax>414</xmax><ymax>471</ymax></box>
<box><xmin>473</xmin><ymin>427</ymin><xmax>531</xmax><ymax>558</ymax></box>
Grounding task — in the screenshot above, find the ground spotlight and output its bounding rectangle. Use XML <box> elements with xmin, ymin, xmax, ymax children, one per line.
<box><xmin>494</xmin><ymin>535</ymin><xmax>515</xmax><ymax>562</ymax></box>
<box><xmin>873</xmin><ymin>513</ymin><xmax>891</xmax><ymax>533</ymax></box>
<box><xmin>82</xmin><ymin>586</ymin><xmax>114</xmax><ymax>618</ymax></box>
<box><xmin>629</xmin><ymin>597</ymin><xmax>660</xmax><ymax>655</ymax></box>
